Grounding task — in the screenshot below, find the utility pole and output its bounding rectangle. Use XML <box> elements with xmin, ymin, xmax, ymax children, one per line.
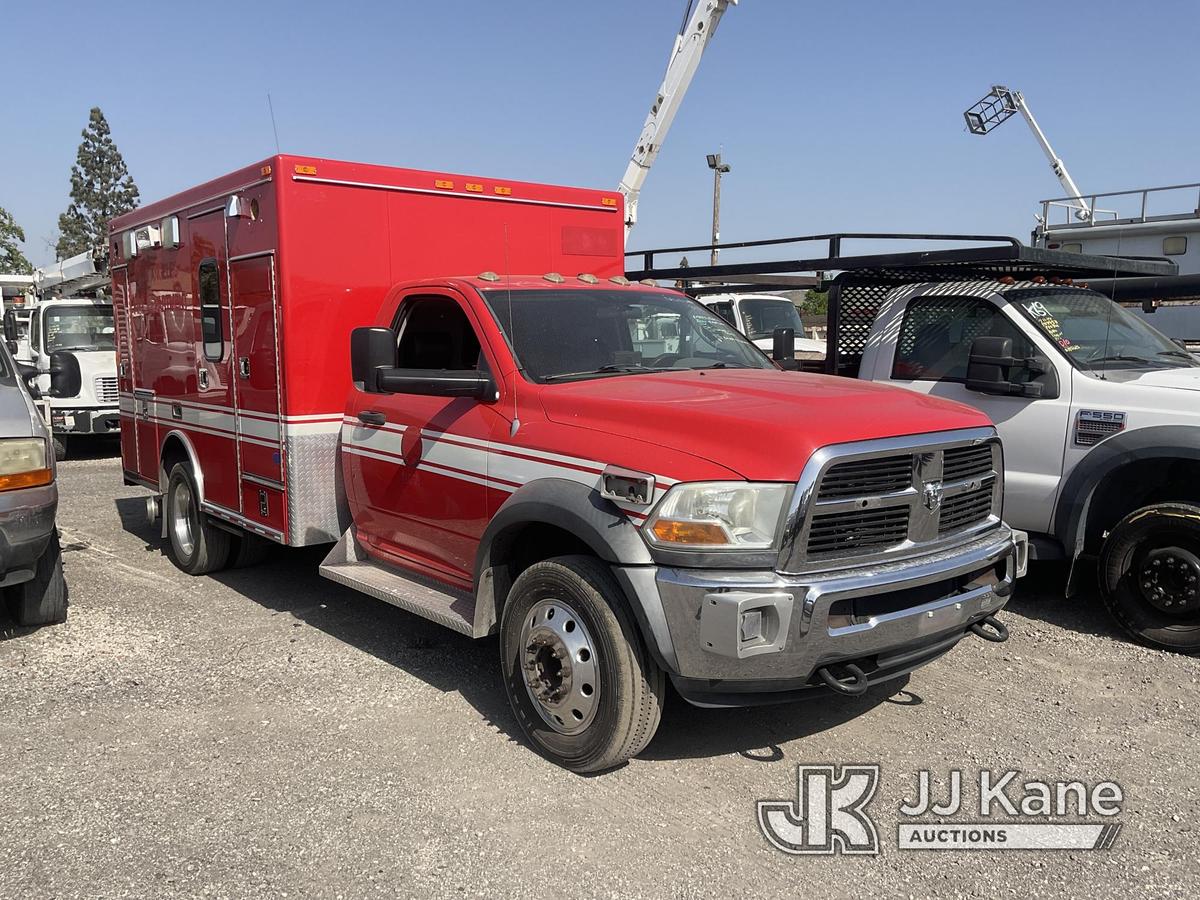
<box><xmin>706</xmin><ymin>152</ymin><xmax>731</xmax><ymax>265</ymax></box>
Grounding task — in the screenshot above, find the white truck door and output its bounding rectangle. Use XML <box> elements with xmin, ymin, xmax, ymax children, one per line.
<box><xmin>864</xmin><ymin>291</ymin><xmax>1073</xmax><ymax>533</ymax></box>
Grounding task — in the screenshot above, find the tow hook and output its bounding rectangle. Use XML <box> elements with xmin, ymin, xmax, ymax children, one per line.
<box><xmin>816</xmin><ymin>662</ymin><xmax>870</xmax><ymax>697</ymax></box>
<box><xmin>969</xmin><ymin>614</ymin><xmax>1009</xmax><ymax>643</ymax></box>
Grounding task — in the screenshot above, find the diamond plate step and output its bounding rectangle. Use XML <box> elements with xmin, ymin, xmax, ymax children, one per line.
<box><xmin>319</xmin><ymin>527</ymin><xmax>478</xmax><ymax>637</ymax></box>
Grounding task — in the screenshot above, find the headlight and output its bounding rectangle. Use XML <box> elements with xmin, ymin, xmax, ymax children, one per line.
<box><xmin>0</xmin><ymin>438</ymin><xmax>52</xmax><ymax>492</ymax></box>
<box><xmin>644</xmin><ymin>482</ymin><xmax>791</xmax><ymax>550</ymax></box>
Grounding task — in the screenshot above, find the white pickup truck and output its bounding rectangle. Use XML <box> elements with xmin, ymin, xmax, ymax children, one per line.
<box><xmin>697</xmin><ymin>292</ymin><xmax>827</xmax><ymax>360</ymax></box>
<box><xmin>632</xmin><ymin>234</ymin><xmax>1198</xmax><ymax>651</ymax></box>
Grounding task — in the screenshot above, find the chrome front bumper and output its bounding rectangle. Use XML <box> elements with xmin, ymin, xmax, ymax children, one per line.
<box><xmin>650</xmin><ymin>527</ymin><xmax>1026</xmax><ymax>705</ymax></box>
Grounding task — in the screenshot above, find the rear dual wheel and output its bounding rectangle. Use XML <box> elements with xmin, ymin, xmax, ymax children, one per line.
<box><xmin>165</xmin><ymin>464</ymin><xmax>232</xmax><ymax>575</ymax></box>
<box><xmin>500</xmin><ymin>556</ymin><xmax>665</xmax><ymax>773</ymax></box>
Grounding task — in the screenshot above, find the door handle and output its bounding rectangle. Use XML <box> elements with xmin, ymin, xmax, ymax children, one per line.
<box><xmin>357</xmin><ymin>410</ymin><xmax>386</xmax><ymax>426</ymax></box>
<box><xmin>198</xmin><ymin>368</ymin><xmax>209</xmax><ymax>390</ymax></box>
<box><xmin>239</xmin><ymin>357</ymin><xmax>250</xmax><ymax>379</ymax></box>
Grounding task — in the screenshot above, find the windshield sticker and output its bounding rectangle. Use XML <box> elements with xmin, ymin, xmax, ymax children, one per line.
<box><xmin>1023</xmin><ymin>301</ymin><xmax>1083</xmax><ymax>353</ymax></box>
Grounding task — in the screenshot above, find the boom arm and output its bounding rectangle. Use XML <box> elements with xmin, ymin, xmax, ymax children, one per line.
<box><xmin>964</xmin><ymin>85</ymin><xmax>1091</xmax><ymax>221</ymax></box>
<box><xmin>618</xmin><ymin>0</ymin><xmax>737</xmax><ymax>236</ymax></box>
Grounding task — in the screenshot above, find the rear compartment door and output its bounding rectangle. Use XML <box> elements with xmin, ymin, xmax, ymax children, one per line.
<box><xmin>229</xmin><ymin>252</ymin><xmax>285</xmax><ymax>537</ymax></box>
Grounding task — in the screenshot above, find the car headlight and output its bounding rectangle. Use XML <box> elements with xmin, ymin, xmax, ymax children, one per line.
<box><xmin>644</xmin><ymin>482</ymin><xmax>791</xmax><ymax>550</ymax></box>
<box><xmin>0</xmin><ymin>438</ymin><xmax>52</xmax><ymax>492</ymax></box>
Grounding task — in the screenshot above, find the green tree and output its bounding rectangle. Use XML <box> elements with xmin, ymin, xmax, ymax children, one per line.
<box><xmin>803</xmin><ymin>289</ymin><xmax>829</xmax><ymax>315</ymax></box>
<box><xmin>0</xmin><ymin>207</ymin><xmax>33</xmax><ymax>274</ymax></box>
<box><xmin>56</xmin><ymin>107</ymin><xmax>139</xmax><ymax>259</ymax></box>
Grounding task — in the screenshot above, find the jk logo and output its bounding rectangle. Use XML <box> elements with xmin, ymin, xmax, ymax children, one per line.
<box><xmin>758</xmin><ymin>764</ymin><xmax>880</xmax><ymax>855</ymax></box>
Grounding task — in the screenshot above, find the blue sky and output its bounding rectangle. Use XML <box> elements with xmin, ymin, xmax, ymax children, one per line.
<box><xmin>4</xmin><ymin>0</ymin><xmax>1198</xmax><ymax>268</ymax></box>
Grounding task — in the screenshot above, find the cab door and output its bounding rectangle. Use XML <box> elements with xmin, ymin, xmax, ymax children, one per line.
<box><xmin>342</xmin><ymin>290</ymin><xmax>505</xmax><ymax>588</ymax></box>
<box><xmin>872</xmin><ymin>293</ymin><xmax>1073</xmax><ymax>532</ymax></box>
<box><xmin>230</xmin><ymin>252</ymin><xmax>285</xmax><ymax>536</ymax></box>
<box><xmin>186</xmin><ymin>212</ymin><xmax>240</xmax><ymax>513</ymax></box>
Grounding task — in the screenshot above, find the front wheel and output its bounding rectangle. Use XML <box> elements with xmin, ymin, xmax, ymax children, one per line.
<box><xmin>500</xmin><ymin>556</ymin><xmax>665</xmax><ymax>773</ymax></box>
<box><xmin>1099</xmin><ymin>503</ymin><xmax>1200</xmax><ymax>652</ymax></box>
<box><xmin>6</xmin><ymin>531</ymin><xmax>68</xmax><ymax>626</ymax></box>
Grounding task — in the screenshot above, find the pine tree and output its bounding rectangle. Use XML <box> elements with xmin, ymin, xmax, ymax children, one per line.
<box><xmin>56</xmin><ymin>107</ymin><xmax>140</xmax><ymax>260</ymax></box>
<box><xmin>0</xmin><ymin>206</ymin><xmax>33</xmax><ymax>274</ymax></box>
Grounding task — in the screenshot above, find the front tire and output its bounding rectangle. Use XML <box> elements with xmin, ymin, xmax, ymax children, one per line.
<box><xmin>1099</xmin><ymin>503</ymin><xmax>1200</xmax><ymax>652</ymax></box>
<box><xmin>500</xmin><ymin>555</ymin><xmax>664</xmax><ymax>773</ymax></box>
<box><xmin>6</xmin><ymin>531</ymin><xmax>68</xmax><ymax>626</ymax></box>
<box><xmin>165</xmin><ymin>463</ymin><xmax>232</xmax><ymax>575</ymax></box>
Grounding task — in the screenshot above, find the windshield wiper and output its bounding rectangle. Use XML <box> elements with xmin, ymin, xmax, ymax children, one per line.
<box><xmin>542</xmin><ymin>364</ymin><xmax>658</xmax><ymax>382</ymax></box>
<box><xmin>1158</xmin><ymin>349</ymin><xmax>1196</xmax><ymax>360</ymax></box>
<box><xmin>1086</xmin><ymin>354</ymin><xmax>1168</xmax><ymax>368</ymax></box>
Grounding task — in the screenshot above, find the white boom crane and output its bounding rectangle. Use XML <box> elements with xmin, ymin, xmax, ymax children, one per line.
<box><xmin>618</xmin><ymin>0</ymin><xmax>737</xmax><ymax>236</ymax></box>
<box><xmin>963</xmin><ymin>85</ymin><xmax>1091</xmax><ymax>221</ymax></box>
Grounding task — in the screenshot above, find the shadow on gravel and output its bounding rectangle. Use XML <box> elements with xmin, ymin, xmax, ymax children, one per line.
<box><xmin>1003</xmin><ymin>560</ymin><xmax>1128</xmax><ymax>643</ymax></box>
<box><xmin>110</xmin><ymin>496</ymin><xmax>946</xmax><ymax>765</ymax></box>
<box><xmin>59</xmin><ymin>435</ymin><xmax>121</xmax><ymax>461</ymax></box>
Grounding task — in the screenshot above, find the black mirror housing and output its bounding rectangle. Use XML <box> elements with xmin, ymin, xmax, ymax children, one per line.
<box><xmin>966</xmin><ymin>336</ymin><xmax>1058</xmax><ymax>400</ymax></box>
<box><xmin>377</xmin><ymin>369</ymin><xmax>497</xmax><ymax>400</ymax></box>
<box><xmin>47</xmin><ymin>350</ymin><xmax>81</xmax><ymax>399</ymax></box>
<box><xmin>351</xmin><ymin>327</ymin><xmax>397</xmax><ymax>392</ymax></box>
<box><xmin>771</xmin><ymin>327</ymin><xmax>799</xmax><ymax>370</ymax></box>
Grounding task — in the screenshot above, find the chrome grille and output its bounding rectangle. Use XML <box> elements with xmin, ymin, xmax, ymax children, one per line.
<box><xmin>807</xmin><ymin>506</ymin><xmax>911</xmax><ymax>557</ymax></box>
<box><xmin>817</xmin><ymin>454</ymin><xmax>912</xmax><ymax>500</ymax></box>
<box><xmin>942</xmin><ymin>444</ymin><xmax>993</xmax><ymax>482</ymax></box>
<box><xmin>781</xmin><ymin>430</ymin><xmax>1003</xmax><ymax>574</ymax></box>
<box><xmin>938</xmin><ymin>485</ymin><xmax>994</xmax><ymax>535</ymax></box>
<box><xmin>94</xmin><ymin>376</ymin><xmax>119</xmax><ymax>404</ymax></box>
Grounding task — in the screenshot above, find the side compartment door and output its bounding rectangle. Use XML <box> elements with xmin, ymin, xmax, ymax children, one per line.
<box><xmin>186</xmin><ymin>212</ymin><xmax>241</xmax><ymax>513</ymax></box>
<box><xmin>877</xmin><ymin>294</ymin><xmax>1073</xmax><ymax>532</ymax></box>
<box><xmin>230</xmin><ymin>253</ymin><xmax>285</xmax><ymax>538</ymax></box>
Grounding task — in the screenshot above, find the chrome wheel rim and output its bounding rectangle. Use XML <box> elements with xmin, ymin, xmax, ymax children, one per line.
<box><xmin>519</xmin><ymin>599</ymin><xmax>599</xmax><ymax>735</ymax></box>
<box><xmin>172</xmin><ymin>479</ymin><xmax>196</xmax><ymax>559</ymax></box>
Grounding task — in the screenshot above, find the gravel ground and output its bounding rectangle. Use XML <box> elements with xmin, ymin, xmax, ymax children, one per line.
<box><xmin>2</xmin><ymin>451</ymin><xmax>1198</xmax><ymax>899</ymax></box>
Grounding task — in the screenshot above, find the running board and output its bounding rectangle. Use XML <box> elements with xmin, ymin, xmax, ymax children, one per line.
<box><xmin>319</xmin><ymin>527</ymin><xmax>483</xmax><ymax>637</ymax></box>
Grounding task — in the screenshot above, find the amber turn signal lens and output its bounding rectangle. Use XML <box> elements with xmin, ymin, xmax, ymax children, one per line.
<box><xmin>0</xmin><ymin>468</ymin><xmax>53</xmax><ymax>492</ymax></box>
<box><xmin>650</xmin><ymin>519</ymin><xmax>728</xmax><ymax>545</ymax></box>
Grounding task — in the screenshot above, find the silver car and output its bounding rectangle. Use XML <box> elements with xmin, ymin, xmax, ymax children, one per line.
<box><xmin>0</xmin><ymin>340</ymin><xmax>66</xmax><ymax>625</ymax></box>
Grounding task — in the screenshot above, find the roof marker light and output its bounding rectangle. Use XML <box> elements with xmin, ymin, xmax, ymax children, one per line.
<box><xmin>601</xmin><ymin>197</ymin><xmax>618</xmax><ymax>207</ymax></box>
<box><xmin>294</xmin><ymin>164</ymin><xmax>317</xmax><ymax>175</ymax></box>
<box><xmin>478</xmin><ymin>271</ymin><xmax>501</xmax><ymax>282</ymax></box>
<box><xmin>494</xmin><ymin>186</ymin><xmax>512</xmax><ymax>196</ymax></box>
<box><xmin>639</xmin><ymin>279</ymin><xmax>657</xmax><ymax>287</ymax></box>
<box><xmin>543</xmin><ymin>272</ymin><xmax>565</xmax><ymax>283</ymax></box>
<box><xmin>1032</xmin><ymin>275</ymin><xmax>1047</xmax><ymax>284</ymax></box>
<box><xmin>578</xmin><ymin>273</ymin><xmax>599</xmax><ymax>284</ymax></box>
<box><xmin>998</xmin><ymin>276</ymin><xmax>1015</xmax><ymax>285</ymax></box>
<box><xmin>609</xmin><ymin>276</ymin><xmax>631</xmax><ymax>286</ymax></box>
<box><xmin>261</xmin><ymin>165</ymin><xmax>273</xmax><ymax>177</ymax></box>
<box><xmin>466</xmin><ymin>182</ymin><xmax>484</xmax><ymax>193</ymax></box>
<box><xmin>435</xmin><ymin>179</ymin><xmax>454</xmax><ymax>190</ymax></box>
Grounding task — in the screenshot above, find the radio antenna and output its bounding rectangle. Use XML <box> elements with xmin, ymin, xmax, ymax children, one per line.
<box><xmin>267</xmin><ymin>93</ymin><xmax>281</xmax><ymax>154</ymax></box>
<box><xmin>504</xmin><ymin>224</ymin><xmax>520</xmax><ymax>437</ymax></box>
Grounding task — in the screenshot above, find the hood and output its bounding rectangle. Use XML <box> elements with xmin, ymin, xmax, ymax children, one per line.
<box><xmin>537</xmin><ymin>368</ymin><xmax>992</xmax><ymax>481</ymax></box>
<box><xmin>1097</xmin><ymin>366</ymin><xmax>1200</xmax><ymax>392</ymax></box>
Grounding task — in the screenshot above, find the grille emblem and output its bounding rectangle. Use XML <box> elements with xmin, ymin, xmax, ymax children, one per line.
<box><xmin>923</xmin><ymin>481</ymin><xmax>944</xmax><ymax>512</ymax></box>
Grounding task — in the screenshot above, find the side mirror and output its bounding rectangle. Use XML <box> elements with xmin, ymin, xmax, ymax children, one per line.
<box><xmin>15</xmin><ymin>361</ymin><xmax>41</xmax><ymax>399</ymax></box>
<box><xmin>772</xmin><ymin>327</ymin><xmax>799</xmax><ymax>370</ymax></box>
<box><xmin>5</xmin><ymin>340</ymin><xmax>17</xmax><ymax>356</ymax></box>
<box><xmin>377</xmin><ymin>369</ymin><xmax>497</xmax><ymax>400</ymax></box>
<box><xmin>47</xmin><ymin>350</ymin><xmax>82</xmax><ymax>399</ymax></box>
<box><xmin>2</xmin><ymin>310</ymin><xmax>15</xmax><ymax>342</ymax></box>
<box><xmin>966</xmin><ymin>337</ymin><xmax>1058</xmax><ymax>400</ymax></box>
<box><xmin>350</xmin><ymin>327</ymin><xmax>397</xmax><ymax>392</ymax></box>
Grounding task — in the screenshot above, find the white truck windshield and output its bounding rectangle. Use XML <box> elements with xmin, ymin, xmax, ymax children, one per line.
<box><xmin>1011</xmin><ymin>289</ymin><xmax>1199</xmax><ymax>371</ymax></box>
<box><xmin>44</xmin><ymin>305</ymin><xmax>116</xmax><ymax>353</ymax></box>
<box><xmin>738</xmin><ymin>297</ymin><xmax>805</xmax><ymax>340</ymax></box>
<box><xmin>484</xmin><ymin>289</ymin><xmax>773</xmax><ymax>382</ymax></box>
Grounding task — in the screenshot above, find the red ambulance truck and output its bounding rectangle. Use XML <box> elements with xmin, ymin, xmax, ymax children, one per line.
<box><xmin>111</xmin><ymin>155</ymin><xmax>1025</xmax><ymax>771</ymax></box>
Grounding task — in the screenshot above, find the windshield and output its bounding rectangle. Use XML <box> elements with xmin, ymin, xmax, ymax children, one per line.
<box><xmin>738</xmin><ymin>297</ymin><xmax>804</xmax><ymax>339</ymax></box>
<box><xmin>44</xmin><ymin>304</ymin><xmax>115</xmax><ymax>353</ymax></box>
<box><xmin>482</xmin><ymin>289</ymin><xmax>773</xmax><ymax>382</ymax></box>
<box><xmin>1010</xmin><ymin>289</ymin><xmax>1199</xmax><ymax>371</ymax></box>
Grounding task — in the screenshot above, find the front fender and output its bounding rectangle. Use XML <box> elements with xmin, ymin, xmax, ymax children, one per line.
<box><xmin>1055</xmin><ymin>425</ymin><xmax>1200</xmax><ymax>570</ymax></box>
